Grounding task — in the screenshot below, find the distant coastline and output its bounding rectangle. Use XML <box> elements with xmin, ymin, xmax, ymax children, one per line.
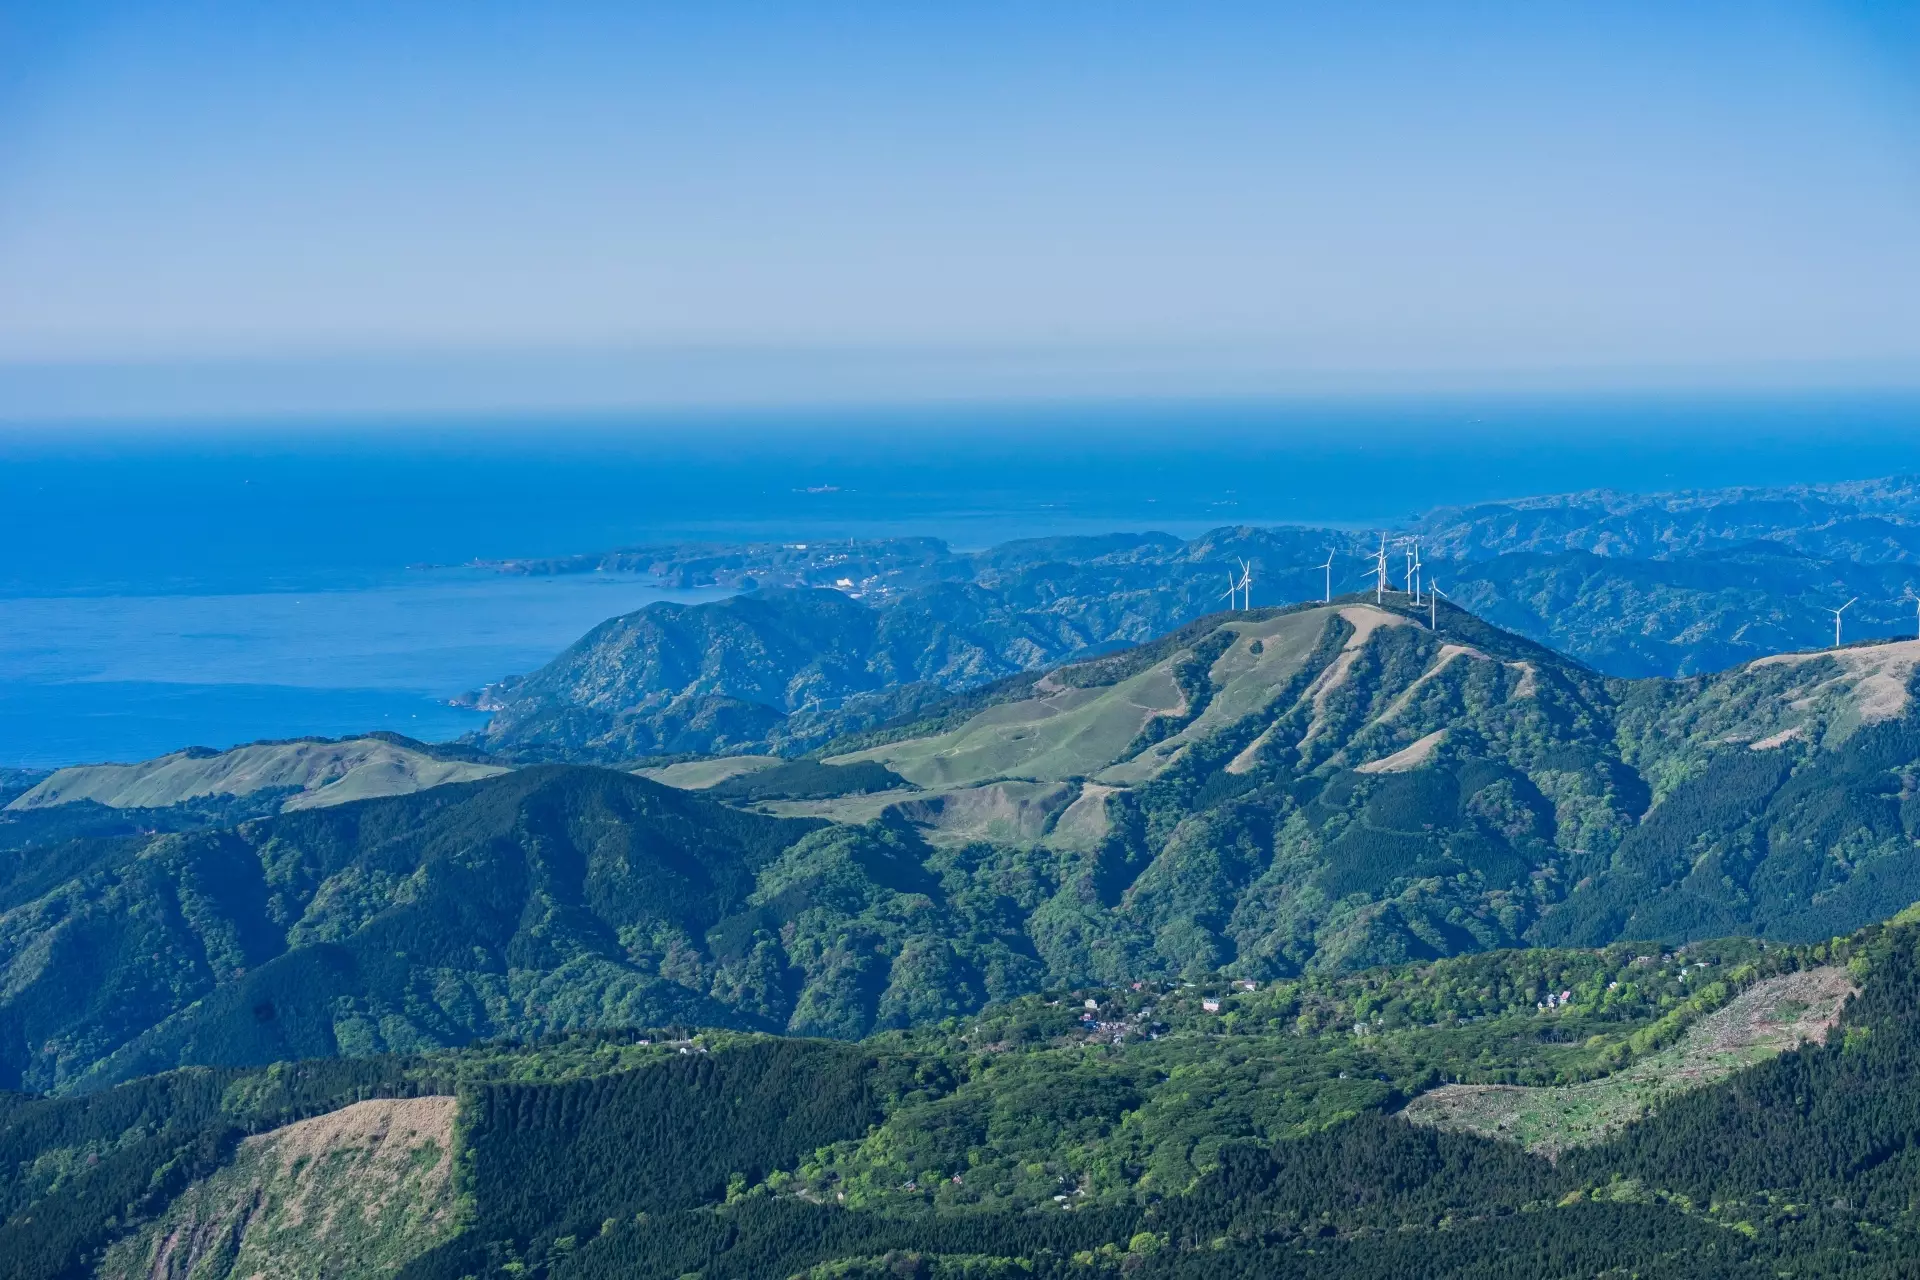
<box><xmin>6</xmin><ymin>397</ymin><xmax>1920</xmax><ymax>767</ymax></box>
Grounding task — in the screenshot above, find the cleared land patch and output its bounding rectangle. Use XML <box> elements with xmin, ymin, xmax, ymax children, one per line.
<box><xmin>636</xmin><ymin>755</ymin><xmax>781</xmax><ymax>789</ymax></box>
<box><xmin>751</xmin><ymin>789</ymin><xmax>917</xmax><ymax>825</ymax></box>
<box><xmin>1295</xmin><ymin>606</ymin><xmax>1413</xmax><ymax>754</ymax></box>
<box><xmin>1399</xmin><ymin>966</ymin><xmax>1855</xmax><ymax>1157</ymax></box>
<box><xmin>887</xmin><ymin>780</ymin><xmax>1079</xmax><ymax>846</ymax></box>
<box><xmin>1748</xmin><ymin>638</ymin><xmax>1920</xmax><ymax>736</ymax></box>
<box><xmin>1355</xmin><ymin>728</ymin><xmax>1448</xmax><ymax>774</ymax></box>
<box><xmin>97</xmin><ymin>1095</ymin><xmax>461</xmax><ymax>1280</ymax></box>
<box><xmin>757</xmin><ymin>779</ymin><xmax>1084</xmax><ymax>847</ymax></box>
<box><xmin>1047</xmin><ymin>781</ymin><xmax>1119</xmax><ymax>850</ymax></box>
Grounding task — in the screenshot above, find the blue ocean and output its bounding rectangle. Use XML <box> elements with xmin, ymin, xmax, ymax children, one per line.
<box><xmin>5</xmin><ymin>394</ymin><xmax>1919</xmax><ymax>768</ymax></box>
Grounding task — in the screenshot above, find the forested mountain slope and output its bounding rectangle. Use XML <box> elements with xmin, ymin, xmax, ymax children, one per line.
<box><xmin>799</xmin><ymin>597</ymin><xmax>1920</xmax><ymax>973</ymax></box>
<box><xmin>6</xmin><ymin>919</ymin><xmax>1920</xmax><ymax>1279</ymax></box>
<box><xmin>12</xmin><ymin>601</ymin><xmax>1920</xmax><ymax>1092</ymax></box>
<box><xmin>0</xmin><ymin>767</ymin><xmax>817</xmax><ymax>1093</ymax></box>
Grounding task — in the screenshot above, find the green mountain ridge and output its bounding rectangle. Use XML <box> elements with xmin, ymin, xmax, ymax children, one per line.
<box><xmin>463</xmin><ymin>475</ymin><xmax>1920</xmax><ymax>762</ymax></box>
<box><xmin>753</xmin><ymin>597</ymin><xmax>1920</xmax><ymax>969</ymax></box>
<box><xmin>0</xmin><ymin>767</ymin><xmax>817</xmax><ymax>1093</ymax></box>
<box><xmin>8</xmin><ymin>601</ymin><xmax>1920</xmax><ymax>1099</ymax></box>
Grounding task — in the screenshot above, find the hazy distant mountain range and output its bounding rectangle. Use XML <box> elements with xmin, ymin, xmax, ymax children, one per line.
<box><xmin>463</xmin><ymin>475</ymin><xmax>1920</xmax><ymax>760</ymax></box>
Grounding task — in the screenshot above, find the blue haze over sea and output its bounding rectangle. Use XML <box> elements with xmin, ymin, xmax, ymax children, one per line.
<box><xmin>5</xmin><ymin>395</ymin><xmax>1919</xmax><ymax>769</ymax></box>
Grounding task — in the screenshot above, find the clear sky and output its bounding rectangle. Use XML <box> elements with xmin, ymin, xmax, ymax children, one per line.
<box><xmin>2</xmin><ymin>1</ymin><xmax>1918</xmax><ymax>415</ymax></box>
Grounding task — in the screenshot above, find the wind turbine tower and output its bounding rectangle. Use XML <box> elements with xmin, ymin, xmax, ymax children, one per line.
<box><xmin>1428</xmin><ymin>579</ymin><xmax>1447</xmax><ymax>630</ymax></box>
<box><xmin>1238</xmin><ymin>559</ymin><xmax>1254</xmax><ymax>610</ymax></box>
<box><xmin>1905</xmin><ymin>588</ymin><xmax>1920</xmax><ymax>640</ymax></box>
<box><xmin>1372</xmin><ymin>534</ymin><xmax>1389</xmax><ymax>604</ymax></box>
<box><xmin>1829</xmin><ymin>597</ymin><xmax>1858</xmax><ymax>648</ymax></box>
<box><xmin>1318</xmin><ymin>552</ymin><xmax>1335</xmax><ymax>604</ymax></box>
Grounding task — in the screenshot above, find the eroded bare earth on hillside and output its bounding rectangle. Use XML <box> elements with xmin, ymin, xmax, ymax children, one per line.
<box><xmin>1400</xmin><ymin>966</ymin><xmax>1856</xmax><ymax>1158</ymax></box>
<box><xmin>96</xmin><ymin>1096</ymin><xmax>460</xmax><ymax>1280</ymax></box>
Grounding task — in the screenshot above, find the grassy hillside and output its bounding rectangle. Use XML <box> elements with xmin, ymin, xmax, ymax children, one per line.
<box><xmin>7</xmin><ymin>735</ymin><xmax>506</xmax><ymax>814</ymax></box>
<box><xmin>635</xmin><ymin>755</ymin><xmax>781</xmax><ymax>788</ymax></box>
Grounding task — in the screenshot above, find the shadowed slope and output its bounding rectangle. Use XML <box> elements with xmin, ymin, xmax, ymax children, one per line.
<box><xmin>0</xmin><ymin>767</ymin><xmax>817</xmax><ymax>1093</ymax></box>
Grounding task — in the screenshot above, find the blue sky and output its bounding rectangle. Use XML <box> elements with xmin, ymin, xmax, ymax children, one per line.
<box><xmin>1</xmin><ymin>2</ymin><xmax>1917</xmax><ymax>415</ymax></box>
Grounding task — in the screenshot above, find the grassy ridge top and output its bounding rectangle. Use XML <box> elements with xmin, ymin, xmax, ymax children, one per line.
<box><xmin>6</xmin><ymin>734</ymin><xmax>506</xmax><ymax>813</ymax></box>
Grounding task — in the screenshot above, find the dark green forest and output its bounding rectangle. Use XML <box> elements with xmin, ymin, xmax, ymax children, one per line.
<box><xmin>4</xmin><ymin>917</ymin><xmax>1919</xmax><ymax>1278</ymax></box>
<box><xmin>410</xmin><ymin>921</ymin><xmax>1920</xmax><ymax>1279</ymax></box>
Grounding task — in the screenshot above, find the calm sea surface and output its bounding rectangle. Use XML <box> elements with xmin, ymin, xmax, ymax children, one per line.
<box><xmin>4</xmin><ymin>394</ymin><xmax>1918</xmax><ymax>767</ymax></box>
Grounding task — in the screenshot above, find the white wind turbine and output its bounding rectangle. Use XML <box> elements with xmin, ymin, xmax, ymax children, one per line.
<box><xmin>1220</xmin><ymin>571</ymin><xmax>1239</xmax><ymax>613</ymax></box>
<box><xmin>1828</xmin><ymin>597</ymin><xmax>1858</xmax><ymax>648</ymax></box>
<box><xmin>1372</xmin><ymin>533</ymin><xmax>1390</xmax><ymax>604</ymax></box>
<box><xmin>1318</xmin><ymin>552</ymin><xmax>1336</xmax><ymax>604</ymax></box>
<box><xmin>1428</xmin><ymin>579</ymin><xmax>1448</xmax><ymax>630</ymax></box>
<box><xmin>1904</xmin><ymin>587</ymin><xmax>1920</xmax><ymax>641</ymax></box>
<box><xmin>1238</xmin><ymin>558</ymin><xmax>1254</xmax><ymax>610</ymax></box>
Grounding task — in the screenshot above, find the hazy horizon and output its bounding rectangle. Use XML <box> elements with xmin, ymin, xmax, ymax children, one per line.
<box><xmin>4</xmin><ymin>3</ymin><xmax>1917</xmax><ymax>418</ymax></box>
